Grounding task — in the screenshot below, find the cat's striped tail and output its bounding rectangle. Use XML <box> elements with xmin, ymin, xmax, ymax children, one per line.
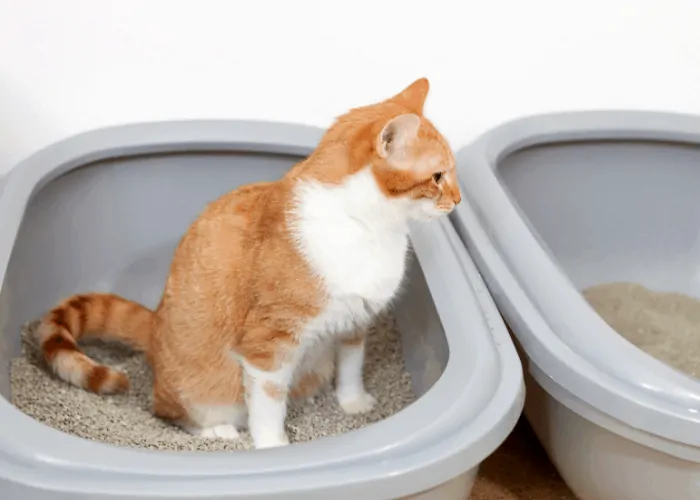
<box><xmin>35</xmin><ymin>293</ymin><xmax>154</xmax><ymax>394</ymax></box>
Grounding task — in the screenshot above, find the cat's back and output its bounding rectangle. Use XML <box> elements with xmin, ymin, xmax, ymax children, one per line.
<box><xmin>184</xmin><ymin>179</ymin><xmax>291</xmax><ymax>249</ymax></box>
<box><xmin>166</xmin><ymin>177</ymin><xmax>310</xmax><ymax>293</ymax></box>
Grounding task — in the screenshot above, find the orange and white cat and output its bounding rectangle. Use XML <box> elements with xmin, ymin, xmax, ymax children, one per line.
<box><xmin>34</xmin><ymin>78</ymin><xmax>461</xmax><ymax>449</ymax></box>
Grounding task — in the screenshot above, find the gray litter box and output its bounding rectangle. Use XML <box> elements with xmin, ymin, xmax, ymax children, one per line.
<box><xmin>0</xmin><ymin>120</ymin><xmax>524</xmax><ymax>500</ymax></box>
<box><xmin>450</xmin><ymin>111</ymin><xmax>700</xmax><ymax>500</ymax></box>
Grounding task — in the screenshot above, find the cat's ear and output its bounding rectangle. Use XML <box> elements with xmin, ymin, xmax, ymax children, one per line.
<box><xmin>391</xmin><ymin>78</ymin><xmax>430</xmax><ymax>115</ymax></box>
<box><xmin>376</xmin><ymin>113</ymin><xmax>421</xmax><ymax>165</ymax></box>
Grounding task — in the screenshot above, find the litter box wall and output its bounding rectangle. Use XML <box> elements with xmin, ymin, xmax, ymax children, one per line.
<box><xmin>450</xmin><ymin>110</ymin><xmax>700</xmax><ymax>500</ymax></box>
<box><xmin>0</xmin><ymin>120</ymin><xmax>524</xmax><ymax>499</ymax></box>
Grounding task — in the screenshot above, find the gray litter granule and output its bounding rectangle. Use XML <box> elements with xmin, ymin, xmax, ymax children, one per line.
<box><xmin>11</xmin><ymin>313</ymin><xmax>415</xmax><ymax>451</ymax></box>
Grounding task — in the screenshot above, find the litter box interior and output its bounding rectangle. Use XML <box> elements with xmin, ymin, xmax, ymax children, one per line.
<box><xmin>497</xmin><ymin>139</ymin><xmax>700</xmax><ymax>298</ymax></box>
<box><xmin>496</xmin><ymin>138</ymin><xmax>700</xmax><ymax>379</ymax></box>
<box><xmin>0</xmin><ymin>147</ymin><xmax>452</xmax><ymax>440</ymax></box>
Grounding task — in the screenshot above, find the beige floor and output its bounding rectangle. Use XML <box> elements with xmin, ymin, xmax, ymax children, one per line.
<box><xmin>470</xmin><ymin>417</ymin><xmax>576</xmax><ymax>499</ymax></box>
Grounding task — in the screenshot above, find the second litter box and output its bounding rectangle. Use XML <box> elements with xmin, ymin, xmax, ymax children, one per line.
<box><xmin>451</xmin><ymin>110</ymin><xmax>700</xmax><ymax>500</ymax></box>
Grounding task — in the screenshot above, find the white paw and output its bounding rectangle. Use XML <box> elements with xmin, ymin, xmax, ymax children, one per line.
<box><xmin>253</xmin><ymin>430</ymin><xmax>290</xmax><ymax>449</ymax></box>
<box><xmin>189</xmin><ymin>424</ymin><xmax>240</xmax><ymax>440</ymax></box>
<box><xmin>338</xmin><ymin>391</ymin><xmax>377</xmax><ymax>415</ymax></box>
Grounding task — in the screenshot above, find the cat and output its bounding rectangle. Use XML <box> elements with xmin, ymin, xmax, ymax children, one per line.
<box><xmin>33</xmin><ymin>77</ymin><xmax>462</xmax><ymax>449</ymax></box>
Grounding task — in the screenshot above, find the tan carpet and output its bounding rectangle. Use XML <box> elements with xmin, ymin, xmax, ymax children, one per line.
<box><xmin>471</xmin><ymin>417</ymin><xmax>576</xmax><ymax>499</ymax></box>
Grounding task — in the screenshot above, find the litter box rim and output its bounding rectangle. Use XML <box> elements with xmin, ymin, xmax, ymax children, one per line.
<box><xmin>451</xmin><ymin>109</ymin><xmax>700</xmax><ymax>456</ymax></box>
<box><xmin>0</xmin><ymin>120</ymin><xmax>524</xmax><ymax>498</ymax></box>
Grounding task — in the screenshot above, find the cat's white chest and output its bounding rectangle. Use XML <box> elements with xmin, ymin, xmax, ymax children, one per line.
<box><xmin>316</xmin><ymin>218</ymin><xmax>407</xmax><ymax>301</ymax></box>
<box><xmin>292</xmin><ymin>170</ymin><xmax>410</xmax><ymax>333</ymax></box>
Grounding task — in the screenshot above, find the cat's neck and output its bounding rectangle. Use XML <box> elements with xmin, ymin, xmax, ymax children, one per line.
<box><xmin>291</xmin><ymin>167</ymin><xmax>410</xmax><ymax>235</ymax></box>
<box><xmin>290</xmin><ymin>166</ymin><xmax>411</xmax><ymax>304</ymax></box>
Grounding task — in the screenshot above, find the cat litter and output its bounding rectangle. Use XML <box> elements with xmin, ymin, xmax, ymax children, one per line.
<box><xmin>584</xmin><ymin>282</ymin><xmax>700</xmax><ymax>380</ymax></box>
<box><xmin>11</xmin><ymin>314</ymin><xmax>414</xmax><ymax>451</ymax></box>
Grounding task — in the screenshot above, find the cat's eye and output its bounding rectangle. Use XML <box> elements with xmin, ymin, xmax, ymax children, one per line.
<box><xmin>432</xmin><ymin>172</ymin><xmax>444</xmax><ymax>183</ymax></box>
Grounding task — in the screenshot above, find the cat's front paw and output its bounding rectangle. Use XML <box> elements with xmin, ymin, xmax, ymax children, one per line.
<box><xmin>338</xmin><ymin>390</ymin><xmax>377</xmax><ymax>415</ymax></box>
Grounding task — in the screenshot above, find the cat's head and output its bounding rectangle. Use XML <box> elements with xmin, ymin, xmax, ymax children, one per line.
<box><xmin>327</xmin><ymin>78</ymin><xmax>461</xmax><ymax>221</ymax></box>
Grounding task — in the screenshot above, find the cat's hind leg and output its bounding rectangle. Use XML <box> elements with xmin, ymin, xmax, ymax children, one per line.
<box><xmin>153</xmin><ymin>353</ymin><xmax>247</xmax><ymax>440</ymax></box>
<box><xmin>181</xmin><ymin>403</ymin><xmax>248</xmax><ymax>440</ymax></box>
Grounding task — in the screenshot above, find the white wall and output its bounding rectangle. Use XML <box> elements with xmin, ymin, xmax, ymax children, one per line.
<box><xmin>1</xmin><ymin>0</ymin><xmax>700</xmax><ymax>176</ymax></box>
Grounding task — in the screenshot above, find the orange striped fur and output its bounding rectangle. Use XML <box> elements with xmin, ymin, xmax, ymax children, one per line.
<box><xmin>36</xmin><ymin>293</ymin><xmax>152</xmax><ymax>394</ymax></box>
